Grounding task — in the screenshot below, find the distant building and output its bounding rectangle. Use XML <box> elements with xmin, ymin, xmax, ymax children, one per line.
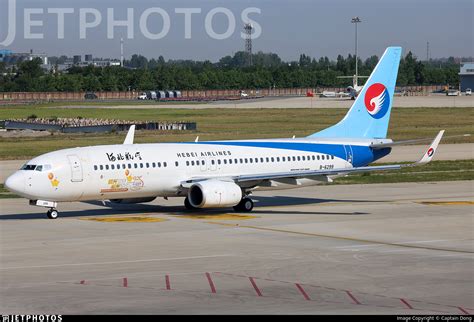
<box><xmin>73</xmin><ymin>55</ymin><xmax>82</xmax><ymax>65</ymax></box>
<box><xmin>78</xmin><ymin>60</ymin><xmax>121</xmax><ymax>68</ymax></box>
<box><xmin>0</xmin><ymin>49</ymin><xmax>12</xmax><ymax>62</ymax></box>
<box><xmin>85</xmin><ymin>54</ymin><xmax>93</xmax><ymax>62</ymax></box>
<box><xmin>28</xmin><ymin>52</ymin><xmax>48</xmax><ymax>65</ymax></box>
<box><xmin>459</xmin><ymin>62</ymin><xmax>474</xmax><ymax>91</ymax></box>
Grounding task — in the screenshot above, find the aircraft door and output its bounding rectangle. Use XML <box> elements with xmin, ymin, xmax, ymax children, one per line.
<box><xmin>210</xmin><ymin>158</ymin><xmax>217</xmax><ymax>171</ymax></box>
<box><xmin>344</xmin><ymin>145</ymin><xmax>354</xmax><ymax>166</ymax></box>
<box><xmin>67</xmin><ymin>155</ymin><xmax>83</xmax><ymax>182</ymax></box>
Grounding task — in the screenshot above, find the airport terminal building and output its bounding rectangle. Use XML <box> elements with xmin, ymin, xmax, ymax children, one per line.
<box><xmin>459</xmin><ymin>62</ymin><xmax>474</xmax><ymax>91</ymax></box>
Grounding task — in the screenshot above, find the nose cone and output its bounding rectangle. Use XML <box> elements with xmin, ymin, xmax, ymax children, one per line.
<box><xmin>5</xmin><ymin>172</ymin><xmax>25</xmax><ymax>195</ymax></box>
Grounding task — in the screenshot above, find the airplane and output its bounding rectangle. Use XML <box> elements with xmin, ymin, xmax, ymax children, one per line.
<box><xmin>334</xmin><ymin>73</ymin><xmax>369</xmax><ymax>100</ymax></box>
<box><xmin>5</xmin><ymin>47</ymin><xmax>446</xmax><ymax>219</ymax></box>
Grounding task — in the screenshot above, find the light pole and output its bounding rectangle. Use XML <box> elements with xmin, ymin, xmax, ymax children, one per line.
<box><xmin>351</xmin><ymin>16</ymin><xmax>361</xmax><ymax>83</ymax></box>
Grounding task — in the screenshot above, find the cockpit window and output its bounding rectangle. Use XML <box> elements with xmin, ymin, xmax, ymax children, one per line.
<box><xmin>21</xmin><ymin>164</ymin><xmax>52</xmax><ymax>171</ymax></box>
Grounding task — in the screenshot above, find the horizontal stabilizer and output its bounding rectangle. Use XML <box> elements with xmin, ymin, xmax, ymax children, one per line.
<box><xmin>371</xmin><ymin>133</ymin><xmax>468</xmax><ymax>149</ymax></box>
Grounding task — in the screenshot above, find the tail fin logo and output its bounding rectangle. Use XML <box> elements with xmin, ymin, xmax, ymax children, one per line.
<box><xmin>427</xmin><ymin>148</ymin><xmax>435</xmax><ymax>157</ymax></box>
<box><xmin>364</xmin><ymin>83</ymin><xmax>390</xmax><ymax>119</ymax></box>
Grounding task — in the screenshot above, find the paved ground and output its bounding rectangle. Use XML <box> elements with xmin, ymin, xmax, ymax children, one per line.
<box><xmin>1</xmin><ymin>143</ymin><xmax>472</xmax><ymax>184</ymax></box>
<box><xmin>0</xmin><ymin>181</ymin><xmax>473</xmax><ymax>314</ymax></box>
<box><xmin>52</xmin><ymin>95</ymin><xmax>474</xmax><ymax>109</ymax></box>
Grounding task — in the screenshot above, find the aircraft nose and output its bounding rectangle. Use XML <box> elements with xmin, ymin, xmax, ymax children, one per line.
<box><xmin>5</xmin><ymin>172</ymin><xmax>25</xmax><ymax>195</ymax></box>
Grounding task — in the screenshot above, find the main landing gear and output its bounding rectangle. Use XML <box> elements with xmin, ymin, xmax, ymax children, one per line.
<box><xmin>46</xmin><ymin>208</ymin><xmax>59</xmax><ymax>219</ymax></box>
<box><xmin>184</xmin><ymin>197</ymin><xmax>196</xmax><ymax>210</ymax></box>
<box><xmin>233</xmin><ymin>198</ymin><xmax>254</xmax><ymax>213</ymax></box>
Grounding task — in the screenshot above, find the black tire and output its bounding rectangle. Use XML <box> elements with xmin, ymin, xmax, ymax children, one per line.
<box><xmin>47</xmin><ymin>209</ymin><xmax>59</xmax><ymax>219</ymax></box>
<box><xmin>233</xmin><ymin>198</ymin><xmax>254</xmax><ymax>213</ymax></box>
<box><xmin>184</xmin><ymin>197</ymin><xmax>195</xmax><ymax>210</ymax></box>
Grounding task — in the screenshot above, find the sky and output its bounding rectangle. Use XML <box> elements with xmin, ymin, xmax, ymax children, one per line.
<box><xmin>0</xmin><ymin>0</ymin><xmax>472</xmax><ymax>61</ymax></box>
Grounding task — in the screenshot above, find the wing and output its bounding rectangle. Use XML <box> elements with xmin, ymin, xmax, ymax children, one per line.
<box><xmin>181</xmin><ymin>131</ymin><xmax>445</xmax><ymax>188</ymax></box>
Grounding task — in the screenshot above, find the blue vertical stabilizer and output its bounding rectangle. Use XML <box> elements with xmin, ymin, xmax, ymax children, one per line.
<box><xmin>308</xmin><ymin>47</ymin><xmax>402</xmax><ymax>139</ymax></box>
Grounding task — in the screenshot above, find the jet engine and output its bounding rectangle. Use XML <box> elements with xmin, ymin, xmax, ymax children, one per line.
<box><xmin>188</xmin><ymin>180</ymin><xmax>242</xmax><ymax>208</ymax></box>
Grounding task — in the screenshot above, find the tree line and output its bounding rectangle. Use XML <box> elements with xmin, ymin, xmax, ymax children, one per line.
<box><xmin>0</xmin><ymin>51</ymin><xmax>461</xmax><ymax>92</ymax></box>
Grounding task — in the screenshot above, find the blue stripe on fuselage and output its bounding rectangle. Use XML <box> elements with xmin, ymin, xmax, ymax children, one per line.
<box><xmin>190</xmin><ymin>141</ymin><xmax>391</xmax><ymax>167</ymax></box>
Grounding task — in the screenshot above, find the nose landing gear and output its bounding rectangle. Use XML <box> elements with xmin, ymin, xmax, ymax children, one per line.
<box><xmin>30</xmin><ymin>200</ymin><xmax>59</xmax><ymax>219</ymax></box>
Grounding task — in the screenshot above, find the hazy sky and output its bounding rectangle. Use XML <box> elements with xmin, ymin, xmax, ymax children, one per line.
<box><xmin>0</xmin><ymin>0</ymin><xmax>472</xmax><ymax>61</ymax></box>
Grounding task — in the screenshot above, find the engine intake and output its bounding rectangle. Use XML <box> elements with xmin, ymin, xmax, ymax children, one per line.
<box><xmin>188</xmin><ymin>180</ymin><xmax>242</xmax><ymax>208</ymax></box>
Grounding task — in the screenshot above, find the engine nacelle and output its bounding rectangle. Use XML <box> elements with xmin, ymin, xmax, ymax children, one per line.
<box><xmin>188</xmin><ymin>180</ymin><xmax>242</xmax><ymax>208</ymax></box>
<box><xmin>110</xmin><ymin>197</ymin><xmax>156</xmax><ymax>204</ymax></box>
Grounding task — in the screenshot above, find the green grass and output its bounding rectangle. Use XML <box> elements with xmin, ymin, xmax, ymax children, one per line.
<box><xmin>333</xmin><ymin>160</ymin><xmax>474</xmax><ymax>185</ymax></box>
<box><xmin>0</xmin><ymin>107</ymin><xmax>472</xmax><ymax>159</ymax></box>
<box><xmin>0</xmin><ymin>184</ymin><xmax>21</xmax><ymax>199</ymax></box>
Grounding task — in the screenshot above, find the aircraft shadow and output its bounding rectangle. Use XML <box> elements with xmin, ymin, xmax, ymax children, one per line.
<box><xmin>0</xmin><ymin>196</ymin><xmax>375</xmax><ymax>220</ymax></box>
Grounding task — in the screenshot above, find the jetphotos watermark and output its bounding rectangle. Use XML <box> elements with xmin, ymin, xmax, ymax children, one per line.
<box><xmin>0</xmin><ymin>0</ymin><xmax>262</xmax><ymax>46</ymax></box>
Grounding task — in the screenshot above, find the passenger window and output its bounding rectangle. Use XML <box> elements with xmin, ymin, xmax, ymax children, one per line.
<box><xmin>100</xmin><ymin>165</ymin><xmax>104</xmax><ymax>170</ymax></box>
<box><xmin>217</xmin><ymin>160</ymin><xmax>221</xmax><ymax>165</ymax></box>
<box><xmin>282</xmin><ymin>157</ymin><xmax>286</xmax><ymax>162</ymax></box>
<box><xmin>106</xmin><ymin>165</ymin><xmax>109</xmax><ymax>170</ymax></box>
<box><xmin>292</xmin><ymin>156</ymin><xmax>296</xmax><ymax>161</ymax></box>
<box><xmin>158</xmin><ymin>162</ymin><xmax>161</xmax><ymax>168</ymax></box>
<box><xmin>245</xmin><ymin>159</ymin><xmax>248</xmax><ymax>164</ymax></box>
<box><xmin>266</xmin><ymin>157</ymin><xmax>269</xmax><ymax>162</ymax></box>
<box><xmin>296</xmin><ymin>156</ymin><xmax>300</xmax><ymax>161</ymax></box>
<box><xmin>134</xmin><ymin>163</ymin><xmax>138</xmax><ymax>169</ymax></box>
<box><xmin>322</xmin><ymin>155</ymin><xmax>325</xmax><ymax>160</ymax></box>
<box><xmin>249</xmin><ymin>159</ymin><xmax>253</xmax><ymax>163</ymax></box>
<box><xmin>229</xmin><ymin>159</ymin><xmax>232</xmax><ymax>164</ymax></box>
<box><xmin>277</xmin><ymin>157</ymin><xmax>280</xmax><ymax>162</ymax></box>
<box><xmin>224</xmin><ymin>159</ymin><xmax>227</xmax><ymax>164</ymax></box>
<box><xmin>111</xmin><ymin>165</ymin><xmax>115</xmax><ymax>170</ymax></box>
<box><xmin>302</xmin><ymin>156</ymin><xmax>306</xmax><ymax>161</ymax></box>
<box><xmin>94</xmin><ymin>165</ymin><xmax>98</xmax><ymax>171</ymax></box>
<box><xmin>271</xmin><ymin>157</ymin><xmax>275</xmax><ymax>162</ymax></box>
<box><xmin>202</xmin><ymin>160</ymin><xmax>206</xmax><ymax>165</ymax></box>
<box><xmin>240</xmin><ymin>159</ymin><xmax>243</xmax><ymax>163</ymax></box>
<box><xmin>175</xmin><ymin>161</ymin><xmax>179</xmax><ymax>167</ymax></box>
<box><xmin>140</xmin><ymin>163</ymin><xmax>144</xmax><ymax>168</ymax></box>
<box><xmin>164</xmin><ymin>162</ymin><xmax>167</xmax><ymax>167</ymax></box>
<box><xmin>186</xmin><ymin>161</ymin><xmax>190</xmax><ymax>166</ymax></box>
<box><xmin>152</xmin><ymin>162</ymin><xmax>156</xmax><ymax>168</ymax></box>
<box><xmin>332</xmin><ymin>155</ymin><xmax>335</xmax><ymax>160</ymax></box>
<box><xmin>260</xmin><ymin>158</ymin><xmax>264</xmax><ymax>163</ymax></box>
<box><xmin>128</xmin><ymin>164</ymin><xmax>132</xmax><ymax>168</ymax></box>
<box><xmin>211</xmin><ymin>160</ymin><xmax>215</xmax><ymax>165</ymax></box>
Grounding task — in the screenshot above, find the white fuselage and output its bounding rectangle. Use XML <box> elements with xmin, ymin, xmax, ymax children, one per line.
<box><xmin>6</xmin><ymin>138</ymin><xmax>384</xmax><ymax>203</ymax></box>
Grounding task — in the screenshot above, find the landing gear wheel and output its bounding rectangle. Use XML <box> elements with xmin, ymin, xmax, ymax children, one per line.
<box><xmin>184</xmin><ymin>197</ymin><xmax>195</xmax><ymax>210</ymax></box>
<box><xmin>46</xmin><ymin>209</ymin><xmax>59</xmax><ymax>219</ymax></box>
<box><xmin>233</xmin><ymin>198</ymin><xmax>254</xmax><ymax>213</ymax></box>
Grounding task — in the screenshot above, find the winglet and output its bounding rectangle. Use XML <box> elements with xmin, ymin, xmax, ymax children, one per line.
<box><xmin>123</xmin><ymin>125</ymin><xmax>135</xmax><ymax>145</ymax></box>
<box><xmin>417</xmin><ymin>130</ymin><xmax>445</xmax><ymax>165</ymax></box>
